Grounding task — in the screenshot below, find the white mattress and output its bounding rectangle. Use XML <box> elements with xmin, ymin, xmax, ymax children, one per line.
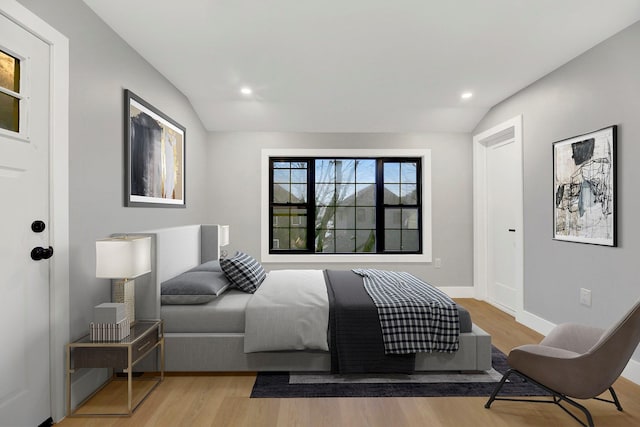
<box><xmin>160</xmin><ymin>277</ymin><xmax>473</xmax><ymax>335</ymax></box>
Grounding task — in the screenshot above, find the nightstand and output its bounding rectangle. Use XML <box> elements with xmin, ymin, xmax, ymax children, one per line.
<box><xmin>66</xmin><ymin>319</ymin><xmax>164</xmax><ymax>417</ymax></box>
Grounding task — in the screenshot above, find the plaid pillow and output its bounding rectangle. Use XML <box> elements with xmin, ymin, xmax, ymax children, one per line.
<box><xmin>219</xmin><ymin>251</ymin><xmax>266</xmax><ymax>293</ymax></box>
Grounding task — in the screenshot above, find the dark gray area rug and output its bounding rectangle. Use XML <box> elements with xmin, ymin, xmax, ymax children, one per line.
<box><xmin>251</xmin><ymin>346</ymin><xmax>548</xmax><ymax>398</ymax></box>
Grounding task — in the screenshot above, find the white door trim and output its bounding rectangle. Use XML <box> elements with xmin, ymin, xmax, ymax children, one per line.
<box><xmin>1</xmin><ymin>1</ymin><xmax>69</xmax><ymax>422</ymax></box>
<box><xmin>473</xmin><ymin>115</ymin><xmax>523</xmax><ymax>318</ymax></box>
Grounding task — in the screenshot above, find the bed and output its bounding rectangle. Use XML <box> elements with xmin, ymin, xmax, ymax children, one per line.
<box><xmin>126</xmin><ymin>224</ymin><xmax>491</xmax><ymax>372</ymax></box>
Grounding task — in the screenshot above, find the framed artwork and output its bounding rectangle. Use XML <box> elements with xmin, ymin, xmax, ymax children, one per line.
<box><xmin>124</xmin><ymin>89</ymin><xmax>186</xmax><ymax>207</ymax></box>
<box><xmin>553</xmin><ymin>125</ymin><xmax>616</xmax><ymax>246</ymax></box>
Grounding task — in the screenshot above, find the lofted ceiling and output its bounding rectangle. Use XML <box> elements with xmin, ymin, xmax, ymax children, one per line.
<box><xmin>83</xmin><ymin>0</ymin><xmax>640</xmax><ymax>133</ymax></box>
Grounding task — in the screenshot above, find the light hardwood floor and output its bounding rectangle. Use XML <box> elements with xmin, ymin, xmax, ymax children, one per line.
<box><xmin>58</xmin><ymin>299</ymin><xmax>640</xmax><ymax>427</ymax></box>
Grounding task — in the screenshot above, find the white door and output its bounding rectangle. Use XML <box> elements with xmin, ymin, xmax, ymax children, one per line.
<box><xmin>0</xmin><ymin>13</ymin><xmax>52</xmax><ymax>426</ymax></box>
<box><xmin>487</xmin><ymin>139</ymin><xmax>518</xmax><ymax>313</ymax></box>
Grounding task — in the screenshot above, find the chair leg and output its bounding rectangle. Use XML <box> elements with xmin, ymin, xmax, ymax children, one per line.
<box><xmin>485</xmin><ymin>368</ymin><xmax>516</xmax><ymax>409</ymax></box>
<box><xmin>593</xmin><ymin>387</ymin><xmax>623</xmax><ymax>412</ymax></box>
<box><xmin>484</xmin><ymin>368</ymin><xmax>598</xmax><ymax>427</ymax></box>
<box><xmin>610</xmin><ymin>387</ymin><xmax>623</xmax><ymax>411</ymax></box>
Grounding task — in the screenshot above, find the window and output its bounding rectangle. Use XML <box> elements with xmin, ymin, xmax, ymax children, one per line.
<box><xmin>268</xmin><ymin>154</ymin><xmax>425</xmax><ymax>256</ymax></box>
<box><xmin>0</xmin><ymin>49</ymin><xmax>22</xmax><ymax>134</ymax></box>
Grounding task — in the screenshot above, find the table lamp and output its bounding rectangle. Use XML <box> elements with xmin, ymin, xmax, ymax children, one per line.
<box><xmin>96</xmin><ymin>236</ymin><xmax>151</xmax><ymax>324</ymax></box>
<box><xmin>218</xmin><ymin>225</ymin><xmax>230</xmax><ymax>258</ymax></box>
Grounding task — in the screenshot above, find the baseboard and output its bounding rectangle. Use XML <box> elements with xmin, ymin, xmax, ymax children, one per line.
<box><xmin>622</xmin><ymin>358</ymin><xmax>640</xmax><ymax>385</ymax></box>
<box><xmin>517</xmin><ymin>309</ymin><xmax>556</xmax><ymax>336</ymax></box>
<box><xmin>438</xmin><ymin>286</ymin><xmax>476</xmax><ymax>298</ymax></box>
<box><xmin>517</xmin><ymin>308</ymin><xmax>640</xmax><ymax>386</ymax></box>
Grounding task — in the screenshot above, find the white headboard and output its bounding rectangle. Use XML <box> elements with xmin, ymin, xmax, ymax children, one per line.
<box><xmin>112</xmin><ymin>224</ymin><xmax>221</xmax><ymax>320</ymax></box>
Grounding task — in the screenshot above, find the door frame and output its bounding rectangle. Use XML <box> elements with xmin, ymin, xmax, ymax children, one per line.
<box><xmin>473</xmin><ymin>115</ymin><xmax>523</xmax><ymax>318</ymax></box>
<box><xmin>1</xmin><ymin>1</ymin><xmax>69</xmax><ymax>422</ymax></box>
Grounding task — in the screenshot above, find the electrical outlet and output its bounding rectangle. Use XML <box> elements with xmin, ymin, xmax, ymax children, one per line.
<box><xmin>579</xmin><ymin>288</ymin><xmax>592</xmax><ymax>307</ymax></box>
<box><xmin>434</xmin><ymin>258</ymin><xmax>442</xmax><ymax>268</ymax></box>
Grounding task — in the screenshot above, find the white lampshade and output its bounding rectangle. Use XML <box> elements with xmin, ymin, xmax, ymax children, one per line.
<box><xmin>96</xmin><ymin>236</ymin><xmax>151</xmax><ymax>279</ymax></box>
<box><xmin>219</xmin><ymin>225</ymin><xmax>230</xmax><ymax>247</ymax></box>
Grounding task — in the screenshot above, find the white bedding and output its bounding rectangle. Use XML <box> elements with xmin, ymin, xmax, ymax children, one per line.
<box><xmin>244</xmin><ymin>269</ymin><xmax>329</xmax><ymax>352</ymax></box>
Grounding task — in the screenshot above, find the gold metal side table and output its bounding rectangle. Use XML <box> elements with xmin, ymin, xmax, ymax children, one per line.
<box><xmin>66</xmin><ymin>319</ymin><xmax>164</xmax><ymax>417</ymax></box>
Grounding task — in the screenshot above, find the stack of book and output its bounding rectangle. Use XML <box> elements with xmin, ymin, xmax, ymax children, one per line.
<box><xmin>90</xmin><ymin>302</ymin><xmax>131</xmax><ymax>341</ymax></box>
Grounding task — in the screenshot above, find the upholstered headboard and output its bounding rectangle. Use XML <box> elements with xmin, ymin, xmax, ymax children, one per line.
<box><xmin>112</xmin><ymin>224</ymin><xmax>221</xmax><ymax>320</ymax></box>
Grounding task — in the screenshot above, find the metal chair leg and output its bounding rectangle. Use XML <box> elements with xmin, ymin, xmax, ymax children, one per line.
<box><xmin>485</xmin><ymin>368</ymin><xmax>515</xmax><ymax>408</ymax></box>
<box><xmin>484</xmin><ymin>368</ymin><xmax>609</xmax><ymax>427</ymax></box>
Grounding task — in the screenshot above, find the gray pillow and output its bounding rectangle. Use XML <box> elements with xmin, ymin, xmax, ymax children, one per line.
<box><xmin>161</xmin><ymin>270</ymin><xmax>230</xmax><ymax>305</ymax></box>
<box><xmin>188</xmin><ymin>260</ymin><xmax>222</xmax><ymax>272</ymax></box>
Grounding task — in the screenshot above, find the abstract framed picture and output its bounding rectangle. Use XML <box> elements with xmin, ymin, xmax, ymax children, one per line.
<box><xmin>553</xmin><ymin>125</ymin><xmax>616</xmax><ymax>246</ymax></box>
<box><xmin>125</xmin><ymin>89</ymin><xmax>186</xmax><ymax>207</ymax></box>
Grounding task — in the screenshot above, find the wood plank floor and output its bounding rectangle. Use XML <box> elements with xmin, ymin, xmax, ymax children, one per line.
<box><xmin>57</xmin><ymin>299</ymin><xmax>640</xmax><ymax>426</ymax></box>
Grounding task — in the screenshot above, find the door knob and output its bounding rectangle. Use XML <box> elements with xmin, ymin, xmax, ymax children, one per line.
<box><xmin>31</xmin><ymin>246</ymin><xmax>54</xmax><ymax>261</ymax></box>
<box><xmin>31</xmin><ymin>220</ymin><xmax>46</xmax><ymax>233</ymax></box>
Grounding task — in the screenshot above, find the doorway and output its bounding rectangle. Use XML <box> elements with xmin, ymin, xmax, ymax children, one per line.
<box><xmin>473</xmin><ymin>115</ymin><xmax>523</xmax><ymax>317</ymax></box>
<box><xmin>0</xmin><ymin>1</ymin><xmax>69</xmax><ymax>423</ymax></box>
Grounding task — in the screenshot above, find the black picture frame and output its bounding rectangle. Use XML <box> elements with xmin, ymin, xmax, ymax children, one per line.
<box><xmin>124</xmin><ymin>89</ymin><xmax>186</xmax><ymax>208</ymax></box>
<box><xmin>553</xmin><ymin>125</ymin><xmax>616</xmax><ymax>246</ymax></box>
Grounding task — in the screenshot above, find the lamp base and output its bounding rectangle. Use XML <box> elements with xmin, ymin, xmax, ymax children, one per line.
<box><xmin>112</xmin><ymin>279</ymin><xmax>135</xmax><ymax>324</ymax></box>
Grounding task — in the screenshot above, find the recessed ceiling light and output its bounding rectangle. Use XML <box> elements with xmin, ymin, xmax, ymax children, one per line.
<box><xmin>461</xmin><ymin>92</ymin><xmax>473</xmax><ymax>100</ymax></box>
<box><xmin>240</xmin><ymin>86</ymin><xmax>253</xmax><ymax>96</ymax></box>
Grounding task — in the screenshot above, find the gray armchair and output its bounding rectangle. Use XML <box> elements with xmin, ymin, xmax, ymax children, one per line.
<box><xmin>485</xmin><ymin>299</ymin><xmax>640</xmax><ymax>427</ymax></box>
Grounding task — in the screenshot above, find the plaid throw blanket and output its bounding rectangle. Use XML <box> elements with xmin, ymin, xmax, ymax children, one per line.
<box><xmin>352</xmin><ymin>269</ymin><xmax>460</xmax><ymax>355</ymax></box>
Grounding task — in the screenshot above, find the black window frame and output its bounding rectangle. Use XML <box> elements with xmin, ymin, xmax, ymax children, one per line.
<box><xmin>269</xmin><ymin>156</ymin><xmax>422</xmax><ymax>255</ymax></box>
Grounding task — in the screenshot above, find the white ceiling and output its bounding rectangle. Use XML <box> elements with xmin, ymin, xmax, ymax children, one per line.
<box><xmin>83</xmin><ymin>0</ymin><xmax>640</xmax><ymax>133</ymax></box>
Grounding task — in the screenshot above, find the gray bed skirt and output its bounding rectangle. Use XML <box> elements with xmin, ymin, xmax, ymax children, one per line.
<box><xmin>158</xmin><ymin>325</ymin><xmax>491</xmax><ymax>372</ymax></box>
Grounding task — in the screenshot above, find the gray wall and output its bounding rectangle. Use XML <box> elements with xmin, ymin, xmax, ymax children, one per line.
<box><xmin>474</xmin><ymin>21</ymin><xmax>640</xmax><ymax>347</ymax></box>
<box><xmin>18</xmin><ymin>0</ymin><xmax>210</xmax><ymax>340</ymax></box>
<box><xmin>207</xmin><ymin>132</ymin><xmax>474</xmax><ymax>288</ymax></box>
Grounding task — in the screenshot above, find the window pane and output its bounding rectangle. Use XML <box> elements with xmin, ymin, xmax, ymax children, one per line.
<box><xmin>316</xmin><ymin>229</ymin><xmax>334</xmax><ymax>252</ymax></box>
<box><xmin>0</xmin><ymin>50</ymin><xmax>20</xmax><ymax>92</ymax></box>
<box><xmin>356</xmin><ymin>184</ymin><xmax>375</xmax><ymax>206</ymax></box>
<box><xmin>355</xmin><ymin>229</ymin><xmax>376</xmax><ymax>252</ymax></box>
<box><xmin>384</xmin><ymin>184</ymin><xmax>400</xmax><ymax>204</ymax></box>
<box><xmin>316</xmin><ymin>159</ymin><xmax>335</xmax><ymax>182</ymax></box>
<box><xmin>273</xmin><ymin>208</ymin><xmax>288</xmax><ymax>227</ymax></box>
<box><xmin>273</xmin><ymin>161</ymin><xmax>290</xmax><ymax>169</ymax></box>
<box><xmin>273</xmin><ymin>184</ymin><xmax>291</xmax><ymax>203</ymax></box>
<box><xmin>272</xmin><ymin>206</ymin><xmax>307</xmax><ymax>251</ymax></box>
<box><xmin>0</xmin><ymin>92</ymin><xmax>19</xmax><ymax>133</ymax></box>
<box><xmin>273</xmin><ymin>207</ymin><xmax>307</xmax><ymax>227</ymax></box>
<box><xmin>385</xmin><ymin>230</ymin><xmax>401</xmax><ymax>251</ymax></box>
<box><xmin>291</xmin><ymin>161</ymin><xmax>307</xmax><ymax>169</ymax></box>
<box><xmin>315</xmin><ymin>206</ymin><xmax>335</xmax><ymax>229</ymax></box>
<box><xmin>335</xmin><ymin>159</ymin><xmax>356</xmax><ymax>183</ymax></box>
<box><xmin>401</xmin><ymin>162</ymin><xmax>417</xmax><ymax>183</ymax></box>
<box><xmin>401</xmin><ymin>230</ymin><xmax>420</xmax><ymax>251</ymax></box>
<box><xmin>291</xmin><ymin>168</ymin><xmax>307</xmax><ymax>183</ymax></box>
<box><xmin>402</xmin><ymin>209</ymin><xmax>419</xmax><ymax>229</ymax></box>
<box><xmin>290</xmin><ymin>183</ymin><xmax>307</xmax><ymax>203</ymax></box>
<box><xmin>290</xmin><ymin>208</ymin><xmax>307</xmax><ymax>227</ymax></box>
<box><xmin>315</xmin><ymin>182</ymin><xmax>335</xmax><ymax>206</ymax></box>
<box><xmin>384</xmin><ymin>208</ymin><xmax>402</xmax><ymax>228</ymax></box>
<box><xmin>335</xmin><ymin>183</ymin><xmax>356</xmax><ymax>206</ymax></box>
<box><xmin>273</xmin><ymin>228</ymin><xmax>290</xmax><ymax>250</ymax></box>
<box><xmin>356</xmin><ymin>159</ymin><xmax>376</xmax><ymax>183</ymax></box>
<box><xmin>335</xmin><ymin>229</ymin><xmax>355</xmax><ymax>252</ymax></box>
<box><xmin>290</xmin><ymin>228</ymin><xmax>307</xmax><ymax>250</ymax></box>
<box><xmin>356</xmin><ymin>207</ymin><xmax>375</xmax><ymax>228</ymax></box>
<box><xmin>384</xmin><ymin>162</ymin><xmax>400</xmax><ymax>183</ymax></box>
<box><xmin>401</xmin><ymin>184</ymin><xmax>417</xmax><ymax>204</ymax></box>
<box><xmin>335</xmin><ymin>207</ymin><xmax>355</xmax><ymax>229</ymax></box>
<box><xmin>273</xmin><ymin>169</ymin><xmax>290</xmax><ymax>183</ymax></box>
